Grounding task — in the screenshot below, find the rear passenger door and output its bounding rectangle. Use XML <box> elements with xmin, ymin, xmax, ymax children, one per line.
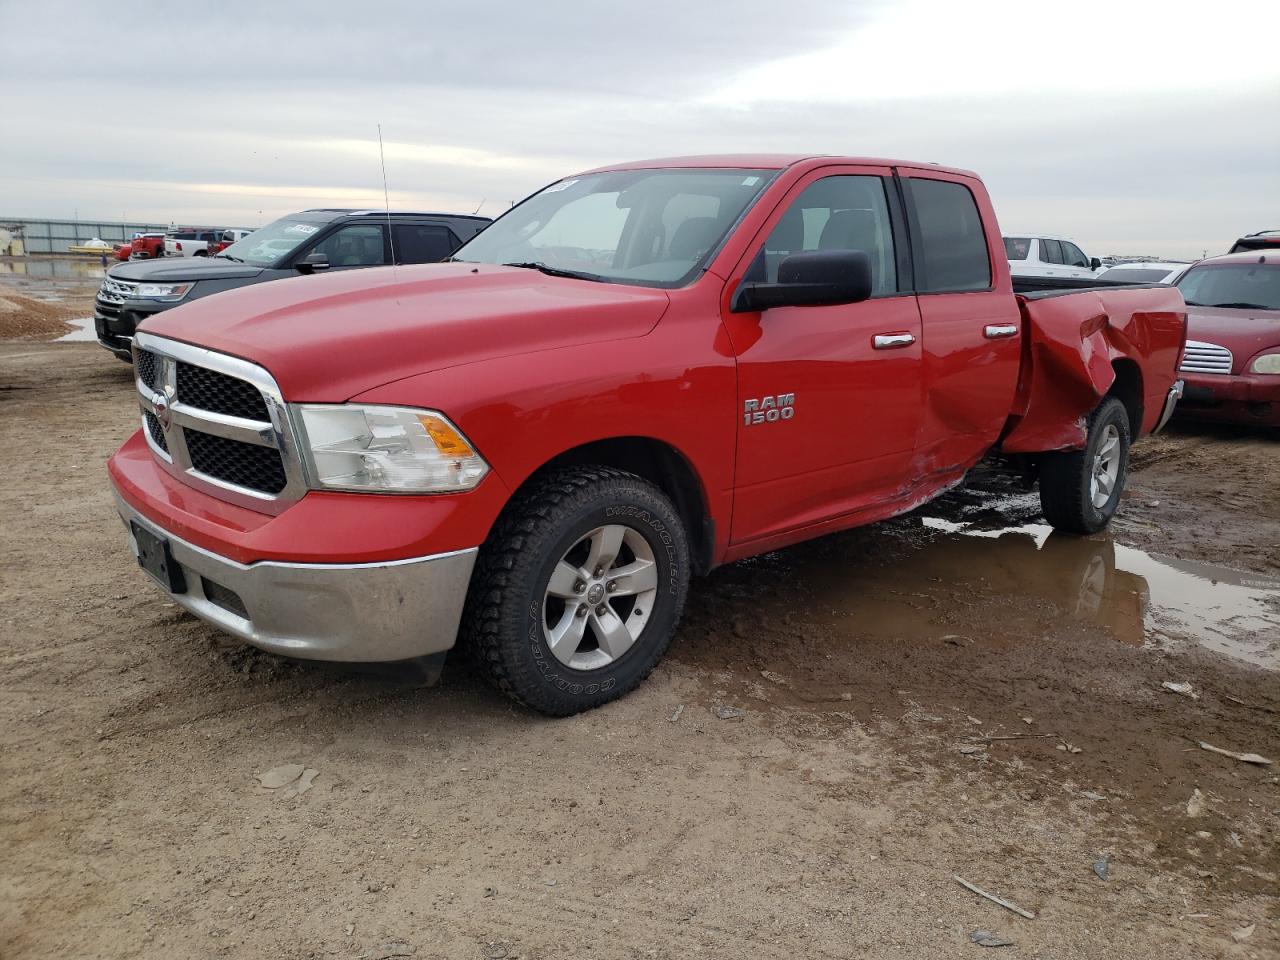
<box><xmin>723</xmin><ymin>167</ymin><xmax>924</xmax><ymax>545</ymax></box>
<box><xmin>900</xmin><ymin>172</ymin><xmax>1022</xmax><ymax>479</ymax></box>
<box><xmin>393</xmin><ymin>223</ymin><xmax>461</xmax><ymax>264</ymax></box>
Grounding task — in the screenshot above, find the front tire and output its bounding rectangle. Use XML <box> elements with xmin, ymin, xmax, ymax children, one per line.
<box><xmin>1038</xmin><ymin>397</ymin><xmax>1131</xmax><ymax>534</ymax></box>
<box><xmin>463</xmin><ymin>466</ymin><xmax>690</xmax><ymax>716</ymax></box>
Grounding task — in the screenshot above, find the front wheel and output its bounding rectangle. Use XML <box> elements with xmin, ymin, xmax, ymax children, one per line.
<box><xmin>1038</xmin><ymin>397</ymin><xmax>1131</xmax><ymax>535</ymax></box>
<box><xmin>463</xmin><ymin>466</ymin><xmax>690</xmax><ymax>716</ymax></box>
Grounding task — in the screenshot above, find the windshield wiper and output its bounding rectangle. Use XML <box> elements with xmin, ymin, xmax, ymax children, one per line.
<box><xmin>500</xmin><ymin>261</ymin><xmax>605</xmax><ymax>282</ymax></box>
<box><xmin>214</xmin><ymin>253</ymin><xmax>244</xmax><ymax>262</ymax></box>
<box><xmin>1208</xmin><ymin>301</ymin><xmax>1270</xmax><ymax>310</ymax></box>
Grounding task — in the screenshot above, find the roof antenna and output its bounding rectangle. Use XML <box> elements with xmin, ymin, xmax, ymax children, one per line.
<box><xmin>473</xmin><ymin>198</ymin><xmax>485</xmax><ymax>215</ymax></box>
<box><xmin>377</xmin><ymin>123</ymin><xmax>397</xmax><ymax>280</ymax></box>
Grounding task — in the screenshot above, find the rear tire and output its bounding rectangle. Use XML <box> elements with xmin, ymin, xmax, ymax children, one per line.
<box><xmin>463</xmin><ymin>466</ymin><xmax>690</xmax><ymax>716</ymax></box>
<box><xmin>1038</xmin><ymin>397</ymin><xmax>1131</xmax><ymax>535</ymax></box>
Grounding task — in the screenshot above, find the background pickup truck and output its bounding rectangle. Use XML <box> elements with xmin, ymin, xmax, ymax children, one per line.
<box><xmin>107</xmin><ymin>155</ymin><xmax>1186</xmax><ymax>716</ymax></box>
<box><xmin>164</xmin><ymin>228</ymin><xmax>226</xmax><ymax>258</ymax></box>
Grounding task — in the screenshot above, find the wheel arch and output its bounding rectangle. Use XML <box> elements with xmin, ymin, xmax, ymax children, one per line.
<box><xmin>513</xmin><ymin>436</ymin><xmax>715</xmax><ymax>576</ymax></box>
<box><xmin>1107</xmin><ymin>358</ymin><xmax>1143</xmax><ymax>438</ymax></box>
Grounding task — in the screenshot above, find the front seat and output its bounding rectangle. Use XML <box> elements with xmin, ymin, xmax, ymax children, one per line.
<box><xmin>819</xmin><ymin>209</ymin><xmax>881</xmax><ymax>289</ymax></box>
<box><xmin>668</xmin><ymin>217</ymin><xmax>723</xmax><ymax>262</ymax></box>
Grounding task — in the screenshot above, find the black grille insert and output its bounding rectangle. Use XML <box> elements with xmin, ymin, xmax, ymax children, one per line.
<box><xmin>136</xmin><ymin>349</ymin><xmax>160</xmax><ymax>388</ymax></box>
<box><xmin>176</xmin><ymin>362</ymin><xmax>270</xmax><ymax>421</ymax></box>
<box><xmin>184</xmin><ymin>430</ymin><xmax>287</xmax><ymax>494</ymax></box>
<box><xmin>143</xmin><ymin>411</ymin><xmax>169</xmax><ymax>453</ymax></box>
<box><xmin>202</xmin><ymin>578</ymin><xmax>249</xmax><ymax>619</ymax></box>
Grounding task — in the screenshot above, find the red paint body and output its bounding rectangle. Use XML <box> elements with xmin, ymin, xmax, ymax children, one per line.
<box><xmin>108</xmin><ymin>156</ymin><xmax>1187</xmax><ymax>570</ymax></box>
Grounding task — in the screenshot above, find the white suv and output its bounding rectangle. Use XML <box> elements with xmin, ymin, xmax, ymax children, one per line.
<box><xmin>1004</xmin><ymin>234</ymin><xmax>1103</xmax><ymax>280</ymax></box>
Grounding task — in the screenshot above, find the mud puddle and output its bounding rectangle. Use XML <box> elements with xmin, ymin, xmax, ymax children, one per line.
<box><xmin>0</xmin><ymin>257</ymin><xmax>107</xmax><ymax>279</ymax></box>
<box><xmin>691</xmin><ymin>512</ymin><xmax>1280</xmax><ymax>673</ymax></box>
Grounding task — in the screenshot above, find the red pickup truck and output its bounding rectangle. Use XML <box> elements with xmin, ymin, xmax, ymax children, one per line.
<box><xmin>108</xmin><ymin>155</ymin><xmax>1186</xmax><ymax>715</ymax></box>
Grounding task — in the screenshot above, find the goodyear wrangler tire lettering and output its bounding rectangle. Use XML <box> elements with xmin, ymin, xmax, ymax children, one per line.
<box><xmin>462</xmin><ymin>466</ymin><xmax>690</xmax><ymax>717</ymax></box>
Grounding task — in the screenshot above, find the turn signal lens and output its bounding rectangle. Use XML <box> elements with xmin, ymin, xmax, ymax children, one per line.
<box><xmin>419</xmin><ymin>414</ymin><xmax>476</xmax><ymax>457</ymax></box>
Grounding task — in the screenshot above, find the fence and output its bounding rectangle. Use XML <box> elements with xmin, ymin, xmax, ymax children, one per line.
<box><xmin>0</xmin><ymin>217</ymin><xmax>171</xmax><ymax>254</ymax></box>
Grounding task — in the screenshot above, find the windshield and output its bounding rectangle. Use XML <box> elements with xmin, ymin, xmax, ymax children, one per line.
<box><xmin>1176</xmin><ymin>262</ymin><xmax>1280</xmax><ymax>311</ymax></box>
<box><xmin>219</xmin><ymin>217</ymin><xmax>328</xmax><ymax>267</ymax></box>
<box><xmin>451</xmin><ymin>168</ymin><xmax>777</xmax><ymax>287</ymax></box>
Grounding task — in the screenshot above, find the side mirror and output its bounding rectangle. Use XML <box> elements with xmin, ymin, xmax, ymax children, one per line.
<box><xmin>1090</xmin><ymin>257</ymin><xmax>1102</xmax><ymax>271</ymax></box>
<box><xmin>296</xmin><ymin>252</ymin><xmax>330</xmax><ymax>274</ymax></box>
<box><xmin>731</xmin><ymin>250</ymin><xmax>873</xmax><ymax>313</ymax></box>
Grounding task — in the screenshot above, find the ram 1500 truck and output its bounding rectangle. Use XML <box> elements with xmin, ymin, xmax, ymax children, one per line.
<box><xmin>107</xmin><ymin>155</ymin><xmax>1187</xmax><ymax>716</ymax></box>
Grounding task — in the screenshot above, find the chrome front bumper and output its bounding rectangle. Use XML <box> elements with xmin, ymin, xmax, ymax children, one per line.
<box><xmin>114</xmin><ymin>494</ymin><xmax>478</xmax><ymax>662</ymax></box>
<box><xmin>1154</xmin><ymin>379</ymin><xmax>1185</xmax><ymax>434</ymax></box>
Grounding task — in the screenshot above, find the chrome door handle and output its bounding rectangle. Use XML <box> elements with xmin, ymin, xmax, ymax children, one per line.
<box><xmin>984</xmin><ymin>324</ymin><xmax>1019</xmax><ymax>339</ymax></box>
<box><xmin>873</xmin><ymin>333</ymin><xmax>916</xmax><ymax>349</ymax></box>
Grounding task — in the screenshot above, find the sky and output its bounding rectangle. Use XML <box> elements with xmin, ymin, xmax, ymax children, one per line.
<box><xmin>2</xmin><ymin>0</ymin><xmax>1278</xmax><ymax>260</ymax></box>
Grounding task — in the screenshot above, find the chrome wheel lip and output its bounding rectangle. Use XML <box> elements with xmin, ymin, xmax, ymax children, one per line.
<box><xmin>1089</xmin><ymin>424</ymin><xmax>1122</xmax><ymax>510</ymax></box>
<box><xmin>542</xmin><ymin>523</ymin><xmax>658</xmax><ymax>671</ymax></box>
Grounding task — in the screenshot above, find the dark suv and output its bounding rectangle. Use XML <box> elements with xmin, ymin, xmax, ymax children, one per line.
<box><xmin>95</xmin><ymin>209</ymin><xmax>491</xmax><ymax>361</ymax></box>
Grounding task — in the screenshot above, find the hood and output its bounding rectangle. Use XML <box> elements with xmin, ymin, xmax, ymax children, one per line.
<box><xmin>109</xmin><ymin>257</ymin><xmax>265</xmax><ymax>282</ymax></box>
<box><xmin>1186</xmin><ymin>305</ymin><xmax>1280</xmax><ymax>370</ymax></box>
<box><xmin>140</xmin><ymin>262</ymin><xmax>672</xmax><ymax>401</ymax></box>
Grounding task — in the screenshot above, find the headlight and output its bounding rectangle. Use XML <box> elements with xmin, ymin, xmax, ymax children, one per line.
<box><xmin>1250</xmin><ymin>353</ymin><xmax>1280</xmax><ymax>375</ymax></box>
<box><xmin>134</xmin><ymin>282</ymin><xmax>193</xmax><ymax>301</ymax></box>
<box><xmin>294</xmin><ymin>404</ymin><xmax>489</xmax><ymax>493</ymax></box>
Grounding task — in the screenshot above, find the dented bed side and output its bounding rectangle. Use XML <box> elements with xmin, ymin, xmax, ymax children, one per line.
<box><xmin>1000</xmin><ymin>285</ymin><xmax>1187</xmax><ymax>453</ymax></box>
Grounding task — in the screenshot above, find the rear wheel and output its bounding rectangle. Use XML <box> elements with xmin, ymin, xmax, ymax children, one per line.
<box><xmin>463</xmin><ymin>466</ymin><xmax>690</xmax><ymax>716</ymax></box>
<box><xmin>1038</xmin><ymin>397</ymin><xmax>1131</xmax><ymax>534</ymax></box>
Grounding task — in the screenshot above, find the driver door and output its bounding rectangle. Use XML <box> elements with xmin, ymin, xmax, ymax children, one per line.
<box><xmin>720</xmin><ymin>168</ymin><xmax>924</xmax><ymax>546</ymax></box>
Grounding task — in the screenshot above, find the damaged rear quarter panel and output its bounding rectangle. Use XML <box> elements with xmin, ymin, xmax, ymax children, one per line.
<box><xmin>1001</xmin><ymin>286</ymin><xmax>1186</xmax><ymax>453</ymax></box>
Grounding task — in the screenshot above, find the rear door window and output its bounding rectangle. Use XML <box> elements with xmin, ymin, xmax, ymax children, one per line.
<box><xmin>907</xmin><ymin>178</ymin><xmax>992</xmax><ymax>291</ymax></box>
<box><xmin>393</xmin><ymin>224</ymin><xmax>459</xmax><ymax>264</ymax></box>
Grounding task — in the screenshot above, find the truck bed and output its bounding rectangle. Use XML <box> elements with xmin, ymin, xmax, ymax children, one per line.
<box><xmin>1001</xmin><ymin>283</ymin><xmax>1187</xmax><ymax>453</ymax></box>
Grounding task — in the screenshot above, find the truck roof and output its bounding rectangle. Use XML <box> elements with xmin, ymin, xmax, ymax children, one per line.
<box><xmin>579</xmin><ymin>154</ymin><xmax>979</xmax><ymax>179</ymax></box>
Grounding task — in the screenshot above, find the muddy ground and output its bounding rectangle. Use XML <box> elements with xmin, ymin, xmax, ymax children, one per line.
<box><xmin>0</xmin><ymin>256</ymin><xmax>101</xmax><ymax>339</ymax></box>
<box><xmin>2</xmin><ymin>283</ymin><xmax>1278</xmax><ymax>958</ymax></box>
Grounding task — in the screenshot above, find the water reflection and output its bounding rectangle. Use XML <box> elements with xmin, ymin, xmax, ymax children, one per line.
<box><xmin>0</xmin><ymin>257</ymin><xmax>107</xmax><ymax>279</ymax></box>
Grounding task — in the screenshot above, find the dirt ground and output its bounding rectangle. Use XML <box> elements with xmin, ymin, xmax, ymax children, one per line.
<box><xmin>2</xmin><ymin>284</ymin><xmax>1278</xmax><ymax>958</ymax></box>
<box><xmin>0</xmin><ymin>257</ymin><xmax>101</xmax><ymax>339</ymax></box>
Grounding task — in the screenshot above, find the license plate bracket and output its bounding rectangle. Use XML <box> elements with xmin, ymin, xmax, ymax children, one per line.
<box><xmin>131</xmin><ymin>522</ymin><xmax>187</xmax><ymax>594</ymax></box>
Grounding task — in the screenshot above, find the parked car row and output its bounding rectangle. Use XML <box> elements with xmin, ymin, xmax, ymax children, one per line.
<box><xmin>1000</xmin><ymin>229</ymin><xmax>1278</xmax><ymax>428</ymax></box>
<box><xmin>113</xmin><ymin>226</ymin><xmax>255</xmax><ymax>262</ymax></box>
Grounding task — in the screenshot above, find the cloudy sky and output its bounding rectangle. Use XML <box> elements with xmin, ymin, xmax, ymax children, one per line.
<box><xmin>3</xmin><ymin>0</ymin><xmax>1278</xmax><ymax>259</ymax></box>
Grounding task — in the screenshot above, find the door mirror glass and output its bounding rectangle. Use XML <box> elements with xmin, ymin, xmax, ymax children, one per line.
<box><xmin>732</xmin><ymin>250</ymin><xmax>873</xmax><ymax>312</ymax></box>
<box><xmin>296</xmin><ymin>252</ymin><xmax>330</xmax><ymax>273</ymax></box>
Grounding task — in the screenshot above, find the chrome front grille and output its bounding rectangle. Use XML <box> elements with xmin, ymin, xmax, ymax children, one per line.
<box><xmin>1180</xmin><ymin>339</ymin><xmax>1234</xmax><ymax>376</ymax></box>
<box><xmin>98</xmin><ymin>277</ymin><xmax>138</xmax><ymax>305</ymax></box>
<box><xmin>133</xmin><ymin>332</ymin><xmax>306</xmax><ymax>513</ymax></box>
